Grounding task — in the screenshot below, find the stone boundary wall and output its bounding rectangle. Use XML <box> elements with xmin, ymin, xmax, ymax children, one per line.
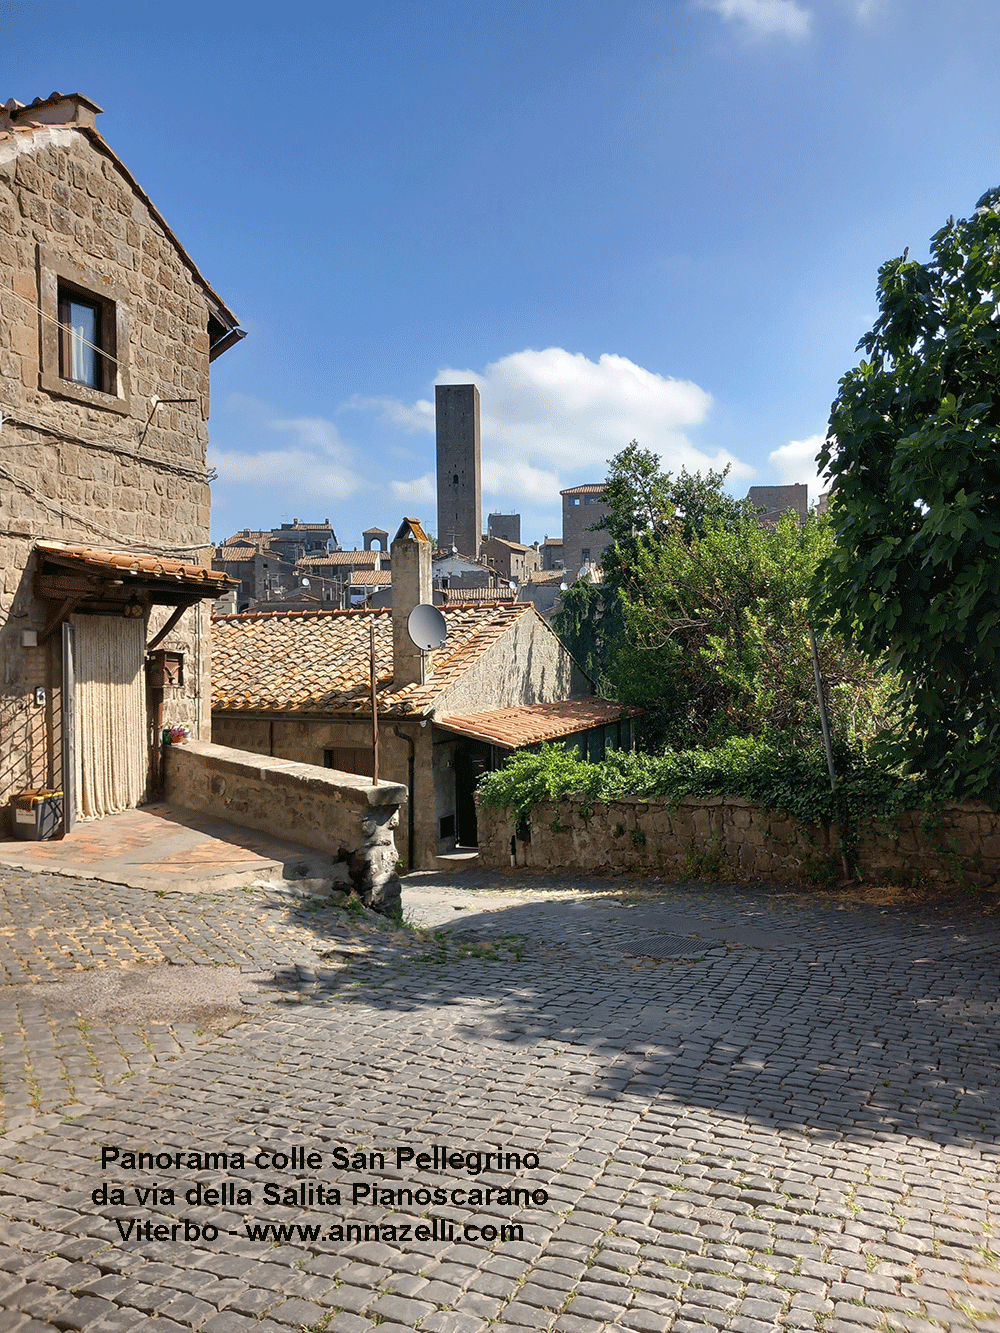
<box><xmin>165</xmin><ymin>740</ymin><xmax>406</xmax><ymax>913</ymax></box>
<box><xmin>477</xmin><ymin>793</ymin><xmax>1000</xmax><ymax>888</ymax></box>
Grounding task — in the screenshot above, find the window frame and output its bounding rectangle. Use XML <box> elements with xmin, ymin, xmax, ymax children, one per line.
<box><xmin>38</xmin><ymin>246</ymin><xmax>130</xmax><ymax>414</ymax></box>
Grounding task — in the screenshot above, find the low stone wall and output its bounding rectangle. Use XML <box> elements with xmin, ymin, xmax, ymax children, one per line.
<box><xmin>165</xmin><ymin>740</ymin><xmax>407</xmax><ymax>913</ymax></box>
<box><xmin>477</xmin><ymin>794</ymin><xmax>1000</xmax><ymax>888</ymax></box>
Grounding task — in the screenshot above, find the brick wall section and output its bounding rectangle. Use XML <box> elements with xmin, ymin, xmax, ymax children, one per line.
<box><xmin>477</xmin><ymin>794</ymin><xmax>1000</xmax><ymax>888</ymax></box>
<box><xmin>0</xmin><ymin>122</ymin><xmax>222</xmax><ymax>820</ymax></box>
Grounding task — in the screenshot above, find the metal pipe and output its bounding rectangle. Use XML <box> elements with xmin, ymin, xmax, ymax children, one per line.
<box><xmin>393</xmin><ymin>726</ymin><xmax>415</xmax><ymax>871</ymax></box>
<box><xmin>809</xmin><ymin>623</ymin><xmax>851</xmax><ymax>880</ymax></box>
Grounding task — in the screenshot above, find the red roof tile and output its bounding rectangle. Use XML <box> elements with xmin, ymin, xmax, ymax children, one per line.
<box><xmin>37</xmin><ymin>542</ymin><xmax>236</xmax><ymax>589</ymax></box>
<box><xmin>436</xmin><ymin>699</ymin><xmax>640</xmax><ymax>749</ymax></box>
<box><xmin>211</xmin><ymin>603</ymin><xmax>534</xmax><ymax>718</ymax></box>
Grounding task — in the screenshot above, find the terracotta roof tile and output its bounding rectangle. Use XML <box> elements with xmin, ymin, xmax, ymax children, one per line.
<box><xmin>37</xmin><ymin>542</ymin><xmax>235</xmax><ymax>589</ymax></box>
<box><xmin>440</xmin><ymin>587</ymin><xmax>518</xmax><ymax>603</ymax></box>
<box><xmin>437</xmin><ymin>699</ymin><xmax>640</xmax><ymax>749</ymax></box>
<box><xmin>214</xmin><ymin>545</ymin><xmax>258</xmax><ymax>560</ymax></box>
<box><xmin>348</xmin><ymin>570</ymin><xmax>392</xmax><ymax>586</ymax></box>
<box><xmin>298</xmin><ymin>551</ymin><xmax>379</xmax><ymax>568</ymax></box>
<box><xmin>560</xmin><ymin>483</ymin><xmax>607</xmax><ymax>496</ymax></box>
<box><xmin>211</xmin><ymin>603</ymin><xmax>533</xmax><ymax>719</ymax></box>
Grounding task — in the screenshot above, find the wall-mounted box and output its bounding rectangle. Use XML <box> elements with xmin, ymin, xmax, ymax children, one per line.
<box><xmin>147</xmin><ymin>649</ymin><xmax>184</xmax><ymax>688</ymax></box>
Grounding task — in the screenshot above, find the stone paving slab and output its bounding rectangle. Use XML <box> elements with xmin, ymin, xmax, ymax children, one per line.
<box><xmin>0</xmin><ymin>804</ymin><xmax>344</xmax><ymax>894</ymax></box>
<box><xmin>0</xmin><ymin>866</ymin><xmax>998</xmax><ymax>1332</ymax></box>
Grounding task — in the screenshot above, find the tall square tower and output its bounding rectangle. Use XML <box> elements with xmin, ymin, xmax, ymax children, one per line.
<box><xmin>436</xmin><ymin>384</ymin><xmax>481</xmax><ymax>559</ymax></box>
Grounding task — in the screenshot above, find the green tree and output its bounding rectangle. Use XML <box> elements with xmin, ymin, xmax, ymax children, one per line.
<box><xmin>817</xmin><ymin>188</ymin><xmax>1000</xmax><ymax>800</ymax></box>
<box><xmin>608</xmin><ymin>508</ymin><xmax>892</xmax><ymax>749</ymax></box>
<box><xmin>554</xmin><ymin>444</ymin><xmax>893</xmax><ymax>750</ymax></box>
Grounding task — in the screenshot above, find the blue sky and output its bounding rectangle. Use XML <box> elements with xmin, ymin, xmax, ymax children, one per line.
<box><xmin>8</xmin><ymin>0</ymin><xmax>1000</xmax><ymax>548</ymax></box>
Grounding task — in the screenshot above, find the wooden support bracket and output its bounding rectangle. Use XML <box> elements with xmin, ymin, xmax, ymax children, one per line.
<box><xmin>37</xmin><ymin>595</ymin><xmax>84</xmax><ymax>646</ymax></box>
<box><xmin>147</xmin><ymin>600</ymin><xmax>196</xmax><ymax>651</ymax></box>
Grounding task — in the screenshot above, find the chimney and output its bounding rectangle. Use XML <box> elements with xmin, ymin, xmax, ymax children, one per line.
<box><xmin>1</xmin><ymin>92</ymin><xmax>102</xmax><ymax>132</ymax></box>
<box><xmin>391</xmin><ymin>517</ymin><xmax>432</xmax><ymax>690</ymax></box>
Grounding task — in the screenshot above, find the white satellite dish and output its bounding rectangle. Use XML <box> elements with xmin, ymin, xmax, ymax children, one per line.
<box><xmin>407</xmin><ymin>603</ymin><xmax>447</xmax><ymax>650</ymax></box>
<box><xmin>301</xmin><ymin>577</ymin><xmax>311</xmax><ymax>587</ymax></box>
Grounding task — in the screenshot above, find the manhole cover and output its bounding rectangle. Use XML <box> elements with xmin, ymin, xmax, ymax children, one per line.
<box><xmin>620</xmin><ymin>932</ymin><xmax>719</xmax><ymax>959</ymax></box>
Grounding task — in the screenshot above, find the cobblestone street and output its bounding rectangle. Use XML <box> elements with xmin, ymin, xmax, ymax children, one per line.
<box><xmin>1</xmin><ymin>866</ymin><xmax>999</xmax><ymax>1333</ymax></box>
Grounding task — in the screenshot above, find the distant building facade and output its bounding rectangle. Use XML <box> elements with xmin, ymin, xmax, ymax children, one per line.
<box><xmin>746</xmin><ymin>484</ymin><xmax>808</xmax><ymax>523</ymax></box>
<box><xmin>435</xmin><ymin>384</ymin><xmax>481</xmax><ymax>558</ymax></box>
<box><xmin>487</xmin><ymin>512</ymin><xmax>520</xmax><ymax>543</ymax></box>
<box><xmin>560</xmin><ymin>485</ymin><xmax>613</xmax><ymax>579</ymax></box>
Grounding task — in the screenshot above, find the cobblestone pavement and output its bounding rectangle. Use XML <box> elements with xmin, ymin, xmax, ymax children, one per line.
<box><xmin>0</xmin><ymin>867</ymin><xmax>999</xmax><ymax>1333</ymax></box>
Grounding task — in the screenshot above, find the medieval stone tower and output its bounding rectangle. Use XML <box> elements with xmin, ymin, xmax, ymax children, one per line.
<box><xmin>435</xmin><ymin>383</ymin><xmax>481</xmax><ymax>559</ymax></box>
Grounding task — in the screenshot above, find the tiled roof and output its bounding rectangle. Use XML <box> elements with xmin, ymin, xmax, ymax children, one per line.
<box><xmin>526</xmin><ymin>570</ymin><xmax>566</xmax><ymax>584</ymax></box>
<box><xmin>298</xmin><ymin>551</ymin><xmax>379</xmax><ymax>568</ymax></box>
<box><xmin>214</xmin><ymin>545</ymin><xmax>258</xmax><ymax>561</ymax></box>
<box><xmin>560</xmin><ymin>484</ymin><xmax>607</xmax><ymax>496</ymax></box>
<box><xmin>220</xmin><ymin>530</ymin><xmax>272</xmax><ymax>547</ymax></box>
<box><xmin>37</xmin><ymin>542</ymin><xmax>236</xmax><ymax>589</ymax></box>
<box><xmin>436</xmin><ymin>699</ymin><xmax>640</xmax><ymax>749</ymax></box>
<box><xmin>348</xmin><ymin>570</ymin><xmax>392</xmax><ymax>586</ymax></box>
<box><xmin>439</xmin><ymin>588</ymin><xmax>518</xmax><ymax>604</ymax></box>
<box><xmin>363</xmin><ymin>527</ymin><xmax>388</xmax><ymax>535</ymax></box>
<box><xmin>211</xmin><ymin>603</ymin><xmax>534</xmax><ymax>719</ymax></box>
<box><xmin>488</xmin><ymin>538</ymin><xmax>533</xmax><ymax>553</ymax></box>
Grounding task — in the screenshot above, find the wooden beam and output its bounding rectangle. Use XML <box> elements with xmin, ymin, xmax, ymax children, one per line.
<box><xmin>147</xmin><ymin>601</ymin><xmax>197</xmax><ymax>651</ymax></box>
<box><xmin>37</xmin><ymin>595</ymin><xmax>84</xmax><ymax>645</ymax></box>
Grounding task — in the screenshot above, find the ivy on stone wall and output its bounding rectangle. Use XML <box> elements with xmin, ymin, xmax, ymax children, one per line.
<box><xmin>477</xmin><ymin>740</ymin><xmax>938</xmax><ymax>848</ymax></box>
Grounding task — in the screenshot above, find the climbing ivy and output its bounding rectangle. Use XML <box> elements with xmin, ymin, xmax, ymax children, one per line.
<box><xmin>477</xmin><ymin>739</ymin><xmax>939</xmax><ymax>858</ymax></box>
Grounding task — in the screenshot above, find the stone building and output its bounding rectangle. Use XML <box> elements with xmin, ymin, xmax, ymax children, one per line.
<box><xmin>0</xmin><ymin>90</ymin><xmax>243</xmax><ymax>831</ymax></box>
<box><xmin>211</xmin><ymin>518</ymin><xmax>618</xmax><ymax>868</ymax></box>
<box><xmin>746</xmin><ymin>484</ymin><xmax>809</xmax><ymax>523</ymax></box>
<box><xmin>560</xmin><ymin>484</ymin><xmax>613</xmax><ymax>580</ymax></box>
<box><xmin>435</xmin><ymin>383</ymin><xmax>481</xmax><ymax>559</ymax></box>
<box><xmin>487</xmin><ymin>512</ymin><xmax>520</xmax><ymax>543</ymax></box>
<box><xmin>479</xmin><ymin>536</ymin><xmax>540</xmax><ymax>585</ymax></box>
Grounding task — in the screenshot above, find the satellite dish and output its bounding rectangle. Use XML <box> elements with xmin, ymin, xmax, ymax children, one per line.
<box><xmin>300</xmin><ymin>577</ymin><xmax>311</xmax><ymax>587</ymax></box>
<box><xmin>407</xmin><ymin>603</ymin><xmax>447</xmax><ymax>650</ymax></box>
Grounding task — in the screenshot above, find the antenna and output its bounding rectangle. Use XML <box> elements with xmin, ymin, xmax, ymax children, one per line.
<box><xmin>407</xmin><ymin>603</ymin><xmax>447</xmax><ymax>651</ymax></box>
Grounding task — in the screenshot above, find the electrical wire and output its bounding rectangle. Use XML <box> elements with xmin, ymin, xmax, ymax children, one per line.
<box><xmin>4</xmin><ymin>284</ymin><xmax>123</xmax><ymax>368</ymax></box>
<box><xmin>0</xmin><ymin>406</ymin><xmax>210</xmax><ymax>484</ymax></box>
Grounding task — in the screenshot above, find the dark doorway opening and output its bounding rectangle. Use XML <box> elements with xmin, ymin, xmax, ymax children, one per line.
<box><xmin>454</xmin><ymin>740</ymin><xmax>492</xmax><ymax>846</ymax></box>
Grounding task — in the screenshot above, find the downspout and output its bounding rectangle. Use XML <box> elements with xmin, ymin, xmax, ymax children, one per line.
<box><xmin>394</xmin><ymin>726</ymin><xmax>415</xmax><ymax>871</ymax></box>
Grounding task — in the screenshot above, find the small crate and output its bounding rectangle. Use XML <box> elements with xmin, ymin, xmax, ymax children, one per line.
<box><xmin>10</xmin><ymin>790</ymin><xmax>64</xmax><ymax>841</ymax></box>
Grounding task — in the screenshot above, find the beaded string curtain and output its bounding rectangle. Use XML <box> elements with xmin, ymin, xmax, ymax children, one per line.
<box><xmin>71</xmin><ymin>615</ymin><xmax>148</xmax><ymax>818</ymax></box>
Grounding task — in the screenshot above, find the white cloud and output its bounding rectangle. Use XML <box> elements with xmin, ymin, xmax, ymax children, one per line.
<box><xmin>344</xmin><ymin>394</ymin><xmax>435</xmax><ymax>433</ymax></box>
<box><xmin>700</xmin><ymin>0</ymin><xmax>811</xmax><ymax>38</ymax></box>
<box><xmin>768</xmin><ymin>432</ymin><xmax>830</xmax><ymax>500</ymax></box>
<box><xmin>356</xmin><ymin>347</ymin><xmax>748</xmax><ymax>505</ymax></box>
<box><xmin>390</xmin><ymin>472</ymin><xmax>436</xmax><ymax>503</ymax></box>
<box><xmin>209</xmin><ymin>399</ymin><xmax>364</xmax><ymax>503</ymax></box>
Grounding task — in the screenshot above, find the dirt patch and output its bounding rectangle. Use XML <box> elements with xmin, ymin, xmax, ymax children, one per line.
<box><xmin>4</xmin><ymin>964</ymin><xmax>272</xmax><ymax>1032</ymax></box>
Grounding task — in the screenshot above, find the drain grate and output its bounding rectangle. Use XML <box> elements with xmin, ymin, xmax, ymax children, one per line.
<box><xmin>620</xmin><ymin>932</ymin><xmax>719</xmax><ymax>959</ymax></box>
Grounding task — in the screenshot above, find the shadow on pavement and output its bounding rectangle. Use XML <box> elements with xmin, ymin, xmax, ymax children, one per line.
<box><xmin>269</xmin><ymin>871</ymin><xmax>1000</xmax><ymax>1152</ymax></box>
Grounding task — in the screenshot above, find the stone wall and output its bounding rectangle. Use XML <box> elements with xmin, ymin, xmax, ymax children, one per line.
<box><xmin>478</xmin><ymin>794</ymin><xmax>1000</xmax><ymax>889</ymax></box>
<box><xmin>165</xmin><ymin>740</ymin><xmax>406</xmax><ymax>914</ymax></box>
<box><xmin>0</xmin><ymin>113</ymin><xmax>228</xmax><ymax>823</ymax></box>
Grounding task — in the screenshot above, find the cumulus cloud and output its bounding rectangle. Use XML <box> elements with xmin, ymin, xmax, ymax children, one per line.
<box><xmin>350</xmin><ymin>346</ymin><xmax>748</xmax><ymax>503</ymax></box>
<box><xmin>390</xmin><ymin>472</ymin><xmax>436</xmax><ymax>503</ymax></box>
<box><xmin>768</xmin><ymin>432</ymin><xmax>830</xmax><ymax>500</ymax></box>
<box><xmin>700</xmin><ymin>0</ymin><xmax>811</xmax><ymax>38</ymax></box>
<box><xmin>209</xmin><ymin>398</ymin><xmax>364</xmax><ymax>503</ymax></box>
